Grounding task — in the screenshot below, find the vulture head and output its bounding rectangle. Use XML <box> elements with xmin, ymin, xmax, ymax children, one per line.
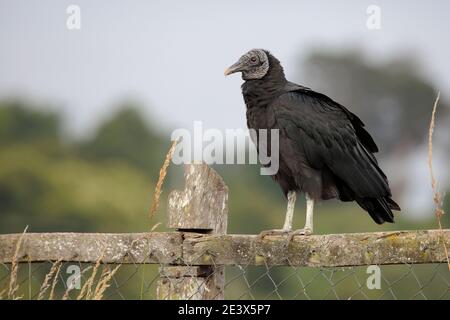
<box><xmin>224</xmin><ymin>49</ymin><xmax>271</xmax><ymax>80</ymax></box>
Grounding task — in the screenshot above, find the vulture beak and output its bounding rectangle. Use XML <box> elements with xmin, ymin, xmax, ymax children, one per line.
<box><xmin>224</xmin><ymin>61</ymin><xmax>244</xmax><ymax>76</ymax></box>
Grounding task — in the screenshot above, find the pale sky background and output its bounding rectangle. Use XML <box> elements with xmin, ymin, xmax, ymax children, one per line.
<box><xmin>1</xmin><ymin>0</ymin><xmax>449</xmax><ymax>216</ymax></box>
<box><xmin>1</xmin><ymin>0</ymin><xmax>449</xmax><ymax>134</ymax></box>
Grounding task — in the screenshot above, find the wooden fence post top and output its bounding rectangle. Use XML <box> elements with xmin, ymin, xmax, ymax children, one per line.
<box><xmin>167</xmin><ymin>163</ymin><xmax>228</xmax><ymax>234</ymax></box>
<box><xmin>160</xmin><ymin>163</ymin><xmax>228</xmax><ymax>300</ymax></box>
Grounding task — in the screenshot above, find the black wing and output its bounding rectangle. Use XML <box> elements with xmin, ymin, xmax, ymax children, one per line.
<box><xmin>269</xmin><ymin>89</ymin><xmax>399</xmax><ymax>223</ymax></box>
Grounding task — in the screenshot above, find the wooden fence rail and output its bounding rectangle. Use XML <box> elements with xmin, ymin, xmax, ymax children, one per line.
<box><xmin>0</xmin><ymin>164</ymin><xmax>449</xmax><ymax>299</ymax></box>
<box><xmin>1</xmin><ymin>230</ymin><xmax>449</xmax><ymax>267</ymax></box>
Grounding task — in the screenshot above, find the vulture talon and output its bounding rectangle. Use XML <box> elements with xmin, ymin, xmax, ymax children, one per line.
<box><xmin>257</xmin><ymin>229</ymin><xmax>291</xmax><ymax>241</ymax></box>
<box><xmin>286</xmin><ymin>229</ymin><xmax>312</xmax><ymax>244</ymax></box>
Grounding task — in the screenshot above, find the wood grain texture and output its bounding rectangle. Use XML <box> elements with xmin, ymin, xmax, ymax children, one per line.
<box><xmin>167</xmin><ymin>164</ymin><xmax>228</xmax><ymax>234</ymax></box>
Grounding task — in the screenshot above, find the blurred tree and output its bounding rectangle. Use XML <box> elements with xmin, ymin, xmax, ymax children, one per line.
<box><xmin>0</xmin><ymin>101</ymin><xmax>158</xmax><ymax>233</ymax></box>
<box><xmin>297</xmin><ymin>50</ymin><xmax>448</xmax><ymax>153</ymax></box>
<box><xmin>78</xmin><ymin>105</ymin><xmax>166</xmax><ymax>173</ymax></box>
<box><xmin>0</xmin><ymin>144</ymin><xmax>154</xmax><ymax>233</ymax></box>
<box><xmin>0</xmin><ymin>100</ymin><xmax>60</xmax><ymax>146</ymax></box>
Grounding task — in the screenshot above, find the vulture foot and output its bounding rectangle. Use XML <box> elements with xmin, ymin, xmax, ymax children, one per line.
<box><xmin>257</xmin><ymin>229</ymin><xmax>292</xmax><ymax>240</ymax></box>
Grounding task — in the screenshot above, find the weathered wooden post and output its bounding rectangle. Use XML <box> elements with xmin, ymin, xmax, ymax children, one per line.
<box><xmin>157</xmin><ymin>163</ymin><xmax>228</xmax><ymax>300</ymax></box>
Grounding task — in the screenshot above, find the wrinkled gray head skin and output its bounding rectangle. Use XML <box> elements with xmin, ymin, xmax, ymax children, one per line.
<box><xmin>224</xmin><ymin>49</ymin><xmax>269</xmax><ymax>80</ymax></box>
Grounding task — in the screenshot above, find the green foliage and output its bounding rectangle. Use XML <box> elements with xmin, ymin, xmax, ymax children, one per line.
<box><xmin>0</xmin><ymin>144</ymin><xmax>154</xmax><ymax>233</ymax></box>
<box><xmin>78</xmin><ymin>106</ymin><xmax>165</xmax><ymax>173</ymax></box>
<box><xmin>0</xmin><ymin>100</ymin><xmax>60</xmax><ymax>146</ymax></box>
<box><xmin>0</xmin><ymin>102</ymin><xmax>164</xmax><ymax>234</ymax></box>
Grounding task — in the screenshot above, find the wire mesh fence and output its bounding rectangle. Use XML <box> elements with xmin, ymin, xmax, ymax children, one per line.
<box><xmin>1</xmin><ymin>260</ymin><xmax>448</xmax><ymax>300</ymax></box>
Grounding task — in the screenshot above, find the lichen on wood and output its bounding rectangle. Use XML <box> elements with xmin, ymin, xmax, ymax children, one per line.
<box><xmin>0</xmin><ymin>232</ymin><xmax>182</xmax><ymax>264</ymax></box>
<box><xmin>1</xmin><ymin>230</ymin><xmax>448</xmax><ymax>267</ymax></box>
<box><xmin>183</xmin><ymin>230</ymin><xmax>450</xmax><ymax>267</ymax></box>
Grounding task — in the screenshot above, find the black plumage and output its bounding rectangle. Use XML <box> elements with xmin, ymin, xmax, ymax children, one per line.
<box><xmin>227</xmin><ymin>49</ymin><xmax>400</xmax><ymax>225</ymax></box>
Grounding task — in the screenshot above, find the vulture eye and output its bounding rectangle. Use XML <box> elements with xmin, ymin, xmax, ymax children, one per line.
<box><xmin>250</xmin><ymin>57</ymin><xmax>257</xmax><ymax>63</ymax></box>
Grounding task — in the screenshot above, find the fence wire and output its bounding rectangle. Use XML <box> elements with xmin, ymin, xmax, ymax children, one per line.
<box><xmin>1</xmin><ymin>259</ymin><xmax>448</xmax><ymax>300</ymax></box>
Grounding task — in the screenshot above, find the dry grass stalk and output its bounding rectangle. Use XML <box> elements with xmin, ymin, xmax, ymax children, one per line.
<box><xmin>149</xmin><ymin>138</ymin><xmax>179</xmax><ymax>223</ymax></box>
<box><xmin>92</xmin><ymin>265</ymin><xmax>121</xmax><ymax>300</ymax></box>
<box><xmin>37</xmin><ymin>259</ymin><xmax>62</xmax><ymax>300</ymax></box>
<box><xmin>49</xmin><ymin>263</ymin><xmax>62</xmax><ymax>300</ymax></box>
<box><xmin>150</xmin><ymin>222</ymin><xmax>162</xmax><ymax>232</ymax></box>
<box><xmin>77</xmin><ymin>255</ymin><xmax>103</xmax><ymax>300</ymax></box>
<box><xmin>8</xmin><ymin>225</ymin><xmax>28</xmax><ymax>300</ymax></box>
<box><xmin>92</xmin><ymin>267</ymin><xmax>108</xmax><ymax>299</ymax></box>
<box><xmin>427</xmin><ymin>91</ymin><xmax>450</xmax><ymax>270</ymax></box>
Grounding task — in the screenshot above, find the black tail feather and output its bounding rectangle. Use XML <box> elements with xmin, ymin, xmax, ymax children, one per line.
<box><xmin>356</xmin><ymin>197</ymin><xmax>400</xmax><ymax>224</ymax></box>
<box><xmin>386</xmin><ymin>197</ymin><xmax>401</xmax><ymax>211</ymax></box>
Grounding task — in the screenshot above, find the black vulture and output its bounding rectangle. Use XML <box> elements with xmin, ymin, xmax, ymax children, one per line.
<box><xmin>225</xmin><ymin>49</ymin><xmax>400</xmax><ymax>239</ymax></box>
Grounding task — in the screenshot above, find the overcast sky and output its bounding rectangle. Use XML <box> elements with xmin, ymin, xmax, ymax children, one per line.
<box><xmin>1</xmin><ymin>0</ymin><xmax>449</xmax><ymax>136</ymax></box>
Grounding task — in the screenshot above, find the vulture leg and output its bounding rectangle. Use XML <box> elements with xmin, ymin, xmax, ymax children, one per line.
<box><xmin>257</xmin><ymin>191</ymin><xmax>296</xmax><ymax>239</ymax></box>
<box><xmin>304</xmin><ymin>194</ymin><xmax>314</xmax><ymax>233</ymax></box>
<box><xmin>287</xmin><ymin>194</ymin><xmax>314</xmax><ymax>243</ymax></box>
<box><xmin>283</xmin><ymin>191</ymin><xmax>296</xmax><ymax>230</ymax></box>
